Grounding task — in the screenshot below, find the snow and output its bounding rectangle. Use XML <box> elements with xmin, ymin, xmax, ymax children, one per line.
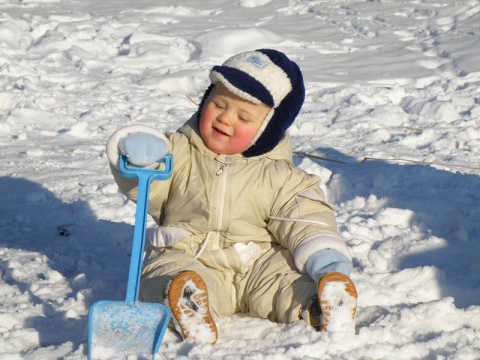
<box><xmin>0</xmin><ymin>0</ymin><xmax>479</xmax><ymax>359</ymax></box>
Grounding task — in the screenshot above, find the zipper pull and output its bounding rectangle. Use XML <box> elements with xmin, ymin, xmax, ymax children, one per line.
<box><xmin>216</xmin><ymin>156</ymin><xmax>232</xmax><ymax>176</ymax></box>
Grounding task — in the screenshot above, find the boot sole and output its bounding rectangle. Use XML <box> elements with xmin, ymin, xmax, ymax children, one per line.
<box><xmin>167</xmin><ymin>271</ymin><xmax>218</xmax><ymax>345</ymax></box>
<box><xmin>317</xmin><ymin>272</ymin><xmax>358</xmax><ymax>332</ymax></box>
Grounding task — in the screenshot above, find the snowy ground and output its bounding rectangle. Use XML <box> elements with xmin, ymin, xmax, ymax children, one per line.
<box><xmin>1</xmin><ymin>0</ymin><xmax>480</xmax><ymax>359</ymax></box>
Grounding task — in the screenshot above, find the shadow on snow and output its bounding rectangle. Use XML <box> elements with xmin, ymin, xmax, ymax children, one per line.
<box><xmin>0</xmin><ymin>176</ymin><xmax>134</xmax><ymax>352</ymax></box>
<box><xmin>296</xmin><ymin>147</ymin><xmax>480</xmax><ymax>308</ymax></box>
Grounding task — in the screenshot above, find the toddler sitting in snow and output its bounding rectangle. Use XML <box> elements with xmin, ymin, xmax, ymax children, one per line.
<box><xmin>106</xmin><ymin>49</ymin><xmax>357</xmax><ymax>344</ymax></box>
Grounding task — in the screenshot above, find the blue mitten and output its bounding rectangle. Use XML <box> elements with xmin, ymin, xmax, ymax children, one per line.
<box><xmin>119</xmin><ymin>133</ymin><xmax>168</xmax><ymax>167</ymax></box>
<box><xmin>306</xmin><ymin>249</ymin><xmax>353</xmax><ymax>285</ymax></box>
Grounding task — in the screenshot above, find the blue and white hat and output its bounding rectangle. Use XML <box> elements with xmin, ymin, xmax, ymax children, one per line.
<box><xmin>198</xmin><ymin>49</ymin><xmax>305</xmax><ymax>157</ymax></box>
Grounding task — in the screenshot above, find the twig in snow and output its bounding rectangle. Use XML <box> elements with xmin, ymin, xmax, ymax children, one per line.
<box><xmin>361</xmin><ymin>157</ymin><xmax>480</xmax><ymax>170</ymax></box>
<box><xmin>295</xmin><ymin>151</ymin><xmax>479</xmax><ymax>171</ymax></box>
<box><xmin>294</xmin><ymin>151</ymin><xmax>348</xmax><ymax>164</ymax></box>
<box><xmin>186</xmin><ymin>94</ymin><xmax>199</xmax><ymax>108</ymax></box>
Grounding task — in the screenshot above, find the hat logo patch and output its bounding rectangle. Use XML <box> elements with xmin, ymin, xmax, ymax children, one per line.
<box><xmin>245</xmin><ymin>55</ymin><xmax>268</xmax><ymax>69</ymax></box>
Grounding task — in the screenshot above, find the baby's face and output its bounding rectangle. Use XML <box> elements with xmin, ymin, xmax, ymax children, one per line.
<box><xmin>199</xmin><ymin>83</ymin><xmax>271</xmax><ymax>155</ymax></box>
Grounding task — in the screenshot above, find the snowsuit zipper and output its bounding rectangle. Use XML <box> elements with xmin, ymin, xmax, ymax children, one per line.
<box><xmin>214</xmin><ymin>156</ymin><xmax>232</xmax><ymax>249</ymax></box>
<box><xmin>193</xmin><ymin>156</ymin><xmax>232</xmax><ymax>259</ymax></box>
<box><xmin>216</xmin><ymin>161</ymin><xmax>230</xmax><ymax>176</ymax></box>
<box><xmin>214</xmin><ymin>156</ymin><xmax>236</xmax><ymax>309</ymax></box>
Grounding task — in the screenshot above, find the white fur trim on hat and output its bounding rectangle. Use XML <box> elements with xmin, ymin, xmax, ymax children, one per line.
<box><xmin>210</xmin><ymin>50</ymin><xmax>292</xmax><ymax>108</ymax></box>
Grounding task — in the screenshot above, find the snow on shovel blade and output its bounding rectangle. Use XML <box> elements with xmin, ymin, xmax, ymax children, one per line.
<box><xmin>88</xmin><ymin>300</ymin><xmax>171</xmax><ymax>359</ymax></box>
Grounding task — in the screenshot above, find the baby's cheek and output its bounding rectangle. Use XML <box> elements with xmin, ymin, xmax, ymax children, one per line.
<box><xmin>199</xmin><ymin>108</ymin><xmax>213</xmax><ymax>134</ymax></box>
<box><xmin>231</xmin><ymin>128</ymin><xmax>257</xmax><ymax>151</ymax></box>
<box><xmin>201</xmin><ymin>106</ymin><xmax>214</xmax><ymax>120</ymax></box>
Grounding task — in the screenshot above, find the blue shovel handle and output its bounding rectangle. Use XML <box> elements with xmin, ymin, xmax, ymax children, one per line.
<box><xmin>118</xmin><ymin>153</ymin><xmax>173</xmax><ymax>303</ymax></box>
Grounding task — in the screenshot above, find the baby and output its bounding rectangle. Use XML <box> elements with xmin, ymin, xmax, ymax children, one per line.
<box><xmin>106</xmin><ymin>49</ymin><xmax>357</xmax><ymax>345</ymax></box>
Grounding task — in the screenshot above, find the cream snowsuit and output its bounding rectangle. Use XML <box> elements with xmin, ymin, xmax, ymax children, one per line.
<box><xmin>107</xmin><ymin>115</ymin><xmax>352</xmax><ymax>325</ymax></box>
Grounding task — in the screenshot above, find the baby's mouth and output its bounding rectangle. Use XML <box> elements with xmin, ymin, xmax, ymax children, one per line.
<box><xmin>213</xmin><ymin>126</ymin><xmax>229</xmax><ymax>136</ymax></box>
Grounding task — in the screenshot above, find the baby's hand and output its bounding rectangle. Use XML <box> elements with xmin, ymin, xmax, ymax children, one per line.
<box><xmin>119</xmin><ymin>133</ymin><xmax>168</xmax><ymax>167</ymax></box>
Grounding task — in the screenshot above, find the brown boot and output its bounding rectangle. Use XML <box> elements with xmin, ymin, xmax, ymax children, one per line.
<box><xmin>310</xmin><ymin>272</ymin><xmax>358</xmax><ymax>332</ymax></box>
<box><xmin>167</xmin><ymin>271</ymin><xmax>218</xmax><ymax>345</ymax></box>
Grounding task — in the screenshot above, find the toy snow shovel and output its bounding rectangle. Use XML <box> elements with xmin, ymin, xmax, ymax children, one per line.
<box><xmin>88</xmin><ymin>153</ymin><xmax>173</xmax><ymax>359</ymax></box>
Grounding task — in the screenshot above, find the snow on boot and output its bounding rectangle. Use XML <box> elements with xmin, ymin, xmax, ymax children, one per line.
<box><xmin>167</xmin><ymin>271</ymin><xmax>218</xmax><ymax>345</ymax></box>
<box><xmin>314</xmin><ymin>272</ymin><xmax>357</xmax><ymax>332</ymax></box>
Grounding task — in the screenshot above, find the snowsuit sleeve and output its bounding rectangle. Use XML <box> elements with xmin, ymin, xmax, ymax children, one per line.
<box><xmin>266</xmin><ymin>161</ymin><xmax>352</xmax><ymax>273</ymax></box>
<box><xmin>106</xmin><ymin>124</ymin><xmax>187</xmax><ymax>223</ymax></box>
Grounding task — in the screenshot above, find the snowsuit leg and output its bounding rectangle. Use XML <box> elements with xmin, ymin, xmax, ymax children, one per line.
<box><xmin>140</xmin><ymin>248</ymin><xmax>234</xmax><ymax>321</ymax></box>
<box><xmin>239</xmin><ymin>245</ymin><xmax>317</xmax><ymax>324</ymax></box>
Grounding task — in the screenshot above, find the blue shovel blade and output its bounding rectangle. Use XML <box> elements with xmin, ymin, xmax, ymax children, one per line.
<box><xmin>88</xmin><ymin>300</ymin><xmax>171</xmax><ymax>359</ymax></box>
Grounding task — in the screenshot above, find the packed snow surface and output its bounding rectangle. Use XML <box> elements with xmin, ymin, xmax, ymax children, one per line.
<box><xmin>1</xmin><ymin>0</ymin><xmax>479</xmax><ymax>359</ymax></box>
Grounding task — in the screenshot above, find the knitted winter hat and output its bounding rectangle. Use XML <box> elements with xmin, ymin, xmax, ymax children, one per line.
<box><xmin>197</xmin><ymin>49</ymin><xmax>305</xmax><ymax>157</ymax></box>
